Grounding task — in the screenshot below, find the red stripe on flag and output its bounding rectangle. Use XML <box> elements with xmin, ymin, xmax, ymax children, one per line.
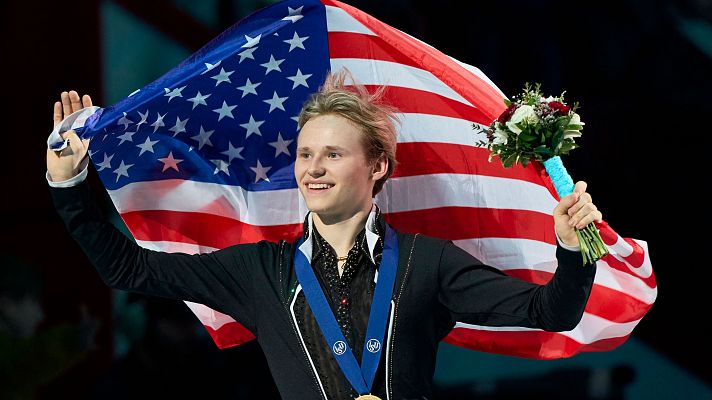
<box><xmin>122</xmin><ymin>207</ymin><xmax>555</xmax><ymax>248</ymax></box>
<box><xmin>365</xmin><ymin>85</ymin><xmax>489</xmax><ymax>123</ymax></box>
<box><xmin>621</xmin><ymin>237</ymin><xmax>646</xmax><ymax>269</ymax></box>
<box><xmin>393</xmin><ymin>142</ymin><xmax>544</xmax><ymax>185</ymax></box>
<box><xmin>600</xmin><ymin>254</ymin><xmax>657</xmax><ymax>289</ymax></box>
<box><xmin>322</xmin><ymin>0</ymin><xmax>506</xmax><ymax>121</ymax></box>
<box><xmin>329</xmin><ymin>31</ymin><xmax>420</xmax><ymax>68</ymax></box>
<box><xmin>506</xmin><ymin>269</ymin><xmax>653</xmax><ymax>323</ymax></box>
<box><xmin>385</xmin><ymin>206</ymin><xmax>556</xmax><ymax>244</ymax></box>
<box><xmin>204</xmin><ymin>321</ymin><xmax>256</xmax><ymax>349</ymax></box>
<box><xmin>121</xmin><ymin>210</ymin><xmax>302</xmax><ymax>248</ymax></box>
<box><xmin>443</xmin><ymin>328</ymin><xmax>630</xmax><ymax>359</ymax></box>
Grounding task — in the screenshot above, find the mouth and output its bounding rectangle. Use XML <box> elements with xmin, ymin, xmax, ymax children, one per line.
<box><xmin>305</xmin><ymin>182</ymin><xmax>335</xmax><ymax>194</ymax></box>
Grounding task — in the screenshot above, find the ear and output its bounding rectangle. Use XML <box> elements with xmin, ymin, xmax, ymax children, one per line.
<box><xmin>370</xmin><ymin>154</ymin><xmax>388</xmax><ymax>182</ymax></box>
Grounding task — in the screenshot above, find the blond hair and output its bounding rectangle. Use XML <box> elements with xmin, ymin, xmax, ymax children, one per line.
<box><xmin>298</xmin><ymin>69</ymin><xmax>399</xmax><ymax>196</ymax></box>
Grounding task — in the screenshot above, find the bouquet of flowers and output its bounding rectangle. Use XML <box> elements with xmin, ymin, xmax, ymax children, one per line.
<box><xmin>474</xmin><ymin>83</ymin><xmax>608</xmax><ymax>265</ymax></box>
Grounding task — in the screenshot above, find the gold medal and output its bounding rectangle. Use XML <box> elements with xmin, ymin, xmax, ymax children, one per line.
<box><xmin>355</xmin><ymin>395</ymin><xmax>381</xmax><ymax>400</ymax></box>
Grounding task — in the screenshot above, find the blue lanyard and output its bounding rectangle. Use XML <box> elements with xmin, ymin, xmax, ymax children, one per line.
<box><xmin>294</xmin><ymin>222</ymin><xmax>398</xmax><ymax>395</ymax></box>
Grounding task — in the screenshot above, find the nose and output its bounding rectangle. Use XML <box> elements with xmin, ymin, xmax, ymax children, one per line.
<box><xmin>307</xmin><ymin>156</ymin><xmax>326</xmax><ymax>178</ymax></box>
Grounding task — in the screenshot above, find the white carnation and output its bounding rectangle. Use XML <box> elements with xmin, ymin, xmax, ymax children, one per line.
<box><xmin>506</xmin><ymin>105</ymin><xmax>539</xmax><ymax>134</ymax></box>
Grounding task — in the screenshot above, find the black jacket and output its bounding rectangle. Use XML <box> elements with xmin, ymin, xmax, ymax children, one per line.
<box><xmin>50</xmin><ymin>180</ymin><xmax>596</xmax><ymax>400</ymax></box>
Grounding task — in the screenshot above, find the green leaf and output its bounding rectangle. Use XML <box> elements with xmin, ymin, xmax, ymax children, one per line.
<box><xmin>551</xmin><ymin>128</ymin><xmax>565</xmax><ymax>152</ymax></box>
<box><xmin>534</xmin><ymin>145</ymin><xmax>554</xmax><ymax>158</ymax></box>
<box><xmin>502</xmin><ymin>152</ymin><xmax>518</xmax><ymax>168</ymax></box>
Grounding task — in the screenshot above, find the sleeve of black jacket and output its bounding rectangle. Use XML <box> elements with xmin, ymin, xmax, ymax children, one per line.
<box><xmin>438</xmin><ymin>240</ymin><xmax>597</xmax><ymax>331</ymax></box>
<box><xmin>49</xmin><ymin>179</ymin><xmax>262</xmax><ymax>332</ymax></box>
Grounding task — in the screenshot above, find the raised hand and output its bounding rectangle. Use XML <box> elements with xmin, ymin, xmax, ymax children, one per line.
<box><xmin>46</xmin><ymin>91</ymin><xmax>93</xmax><ymax>182</ymax></box>
<box><xmin>553</xmin><ymin>181</ymin><xmax>603</xmax><ymax>248</ymax></box>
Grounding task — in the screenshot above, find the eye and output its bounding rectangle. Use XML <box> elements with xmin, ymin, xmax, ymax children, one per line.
<box><xmin>299</xmin><ymin>153</ymin><xmax>311</xmax><ymax>159</ymax></box>
<box><xmin>328</xmin><ymin>152</ymin><xmax>340</xmax><ymax>159</ymax></box>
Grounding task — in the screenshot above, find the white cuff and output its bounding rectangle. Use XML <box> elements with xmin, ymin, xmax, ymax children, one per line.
<box><xmin>556</xmin><ymin>232</ymin><xmax>581</xmax><ymax>252</ymax></box>
<box><xmin>47</xmin><ymin>164</ymin><xmax>89</xmax><ymax>188</ymax></box>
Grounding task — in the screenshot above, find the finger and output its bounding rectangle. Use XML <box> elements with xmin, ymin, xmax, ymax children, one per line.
<box><xmin>69</xmin><ymin>90</ymin><xmax>82</xmax><ymax>113</ymax></box>
<box><xmin>82</xmin><ymin>94</ymin><xmax>93</xmax><ymax>108</ymax></box>
<box><xmin>569</xmin><ymin>202</ymin><xmax>598</xmax><ymax>228</ymax></box>
<box><xmin>573</xmin><ymin>209</ymin><xmax>603</xmax><ymax>230</ymax></box>
<box><xmin>61</xmin><ymin>91</ymin><xmax>71</xmax><ymax>117</ymax></box>
<box><xmin>573</xmin><ymin>181</ymin><xmax>587</xmax><ymax>198</ymax></box>
<box><xmin>568</xmin><ymin>192</ymin><xmax>592</xmax><ymax>217</ymax></box>
<box><xmin>554</xmin><ymin>192</ymin><xmax>578</xmax><ymax>216</ymax></box>
<box><xmin>53</xmin><ymin>101</ymin><xmax>62</xmax><ymax>128</ymax></box>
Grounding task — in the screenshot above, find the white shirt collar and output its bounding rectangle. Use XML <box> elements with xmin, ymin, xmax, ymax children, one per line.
<box><xmin>298</xmin><ymin>203</ymin><xmax>380</xmax><ymax>265</ymax></box>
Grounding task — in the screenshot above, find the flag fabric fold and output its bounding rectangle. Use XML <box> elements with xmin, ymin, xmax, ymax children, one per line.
<box><xmin>67</xmin><ymin>0</ymin><xmax>656</xmax><ymax>357</ymax></box>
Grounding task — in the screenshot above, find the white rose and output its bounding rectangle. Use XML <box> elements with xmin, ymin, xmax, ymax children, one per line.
<box><xmin>506</xmin><ymin>105</ymin><xmax>539</xmax><ymax>134</ymax></box>
<box><xmin>564</xmin><ymin>113</ymin><xmax>584</xmax><ymax>140</ymax></box>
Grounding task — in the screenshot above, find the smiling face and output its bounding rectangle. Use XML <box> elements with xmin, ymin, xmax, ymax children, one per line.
<box><xmin>295</xmin><ymin>113</ymin><xmax>387</xmax><ymax>221</ymax></box>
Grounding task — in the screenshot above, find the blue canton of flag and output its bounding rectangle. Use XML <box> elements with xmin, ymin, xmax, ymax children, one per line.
<box><xmin>84</xmin><ymin>0</ymin><xmax>329</xmax><ymax>192</ymax></box>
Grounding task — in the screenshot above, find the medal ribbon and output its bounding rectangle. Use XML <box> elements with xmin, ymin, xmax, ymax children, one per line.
<box><xmin>295</xmin><ymin>222</ymin><xmax>398</xmax><ymax>395</ymax></box>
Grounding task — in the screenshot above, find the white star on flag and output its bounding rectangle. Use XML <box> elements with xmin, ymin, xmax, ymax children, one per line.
<box><xmin>287</xmin><ymin>69</ymin><xmax>312</xmax><ymax>89</ymax></box>
<box><xmin>191</xmin><ymin>126</ymin><xmax>215</xmax><ymax>150</ymax></box>
<box><xmin>240</xmin><ymin>115</ymin><xmax>265</xmax><ymax>137</ymax></box>
<box><xmin>150</xmin><ymin>112</ymin><xmax>166</xmax><ymax>133</ymax></box>
<box><xmin>211</xmin><ymin>159</ymin><xmax>231</xmax><ymax>176</ymax></box>
<box><xmin>116</xmin><ymin>130</ymin><xmax>136</xmax><ymax>146</ymax></box>
<box><xmin>282</xmin><ymin>6</ymin><xmax>303</xmax><ymax>23</ymax></box>
<box><xmin>268</xmin><ymin>133</ymin><xmax>293</xmax><ymax>157</ymax></box>
<box><xmin>135</xmin><ymin>110</ymin><xmax>149</xmax><ymax>128</ymax></box>
<box><xmin>187</xmin><ymin>91</ymin><xmax>211</xmax><ymax>110</ymax></box>
<box><xmin>283</xmin><ymin>31</ymin><xmax>308</xmax><ymax>52</ymax></box>
<box><xmin>237</xmin><ymin>78</ymin><xmax>261</xmax><ymax>97</ymax></box>
<box><xmin>238</xmin><ymin>47</ymin><xmax>258</xmax><ymax>63</ymax></box>
<box><xmin>117</xmin><ymin>112</ymin><xmax>132</xmax><ymax>129</ymax></box>
<box><xmin>164</xmin><ymin>85</ymin><xmax>187</xmax><ymax>102</ymax></box>
<box><xmin>211</xmin><ymin>68</ymin><xmax>234</xmax><ymax>86</ymax></box>
<box><xmin>95</xmin><ymin>153</ymin><xmax>114</xmax><ymax>171</ymax></box>
<box><xmin>169</xmin><ymin>116</ymin><xmax>189</xmax><ymax>136</ymax></box>
<box><xmin>260</xmin><ymin>55</ymin><xmax>284</xmax><ymax>75</ymax></box>
<box><xmin>213</xmin><ymin>101</ymin><xmax>237</xmax><ymax>121</ymax></box>
<box><xmin>263</xmin><ymin>91</ymin><xmax>288</xmax><ymax>113</ymax></box>
<box><xmin>250</xmin><ymin>160</ymin><xmax>271</xmax><ymax>183</ymax></box>
<box><xmin>242</xmin><ymin>34</ymin><xmax>261</xmax><ymax>48</ymax></box>
<box><xmin>221</xmin><ymin>142</ymin><xmax>244</xmax><ymax>163</ymax></box>
<box><xmin>136</xmin><ymin>136</ymin><xmax>159</xmax><ymax>156</ymax></box>
<box><xmin>113</xmin><ymin>160</ymin><xmax>134</xmax><ymax>182</ymax></box>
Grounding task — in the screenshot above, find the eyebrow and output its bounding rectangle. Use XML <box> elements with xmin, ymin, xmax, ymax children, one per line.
<box><xmin>297</xmin><ymin>145</ymin><xmax>347</xmax><ymax>152</ymax></box>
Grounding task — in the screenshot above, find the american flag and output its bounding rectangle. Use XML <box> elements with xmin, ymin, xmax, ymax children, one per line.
<box><xmin>73</xmin><ymin>0</ymin><xmax>656</xmax><ymax>358</ymax></box>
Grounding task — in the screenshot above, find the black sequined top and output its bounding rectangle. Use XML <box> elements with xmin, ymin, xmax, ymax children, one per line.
<box><xmin>293</xmin><ymin>208</ymin><xmax>387</xmax><ymax>399</ymax></box>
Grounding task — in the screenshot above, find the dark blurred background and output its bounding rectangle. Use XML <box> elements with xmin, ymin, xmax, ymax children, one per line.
<box><xmin>2</xmin><ymin>0</ymin><xmax>710</xmax><ymax>398</ymax></box>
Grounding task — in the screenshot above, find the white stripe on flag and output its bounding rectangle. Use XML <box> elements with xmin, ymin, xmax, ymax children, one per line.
<box><xmin>111</xmin><ymin>174</ymin><xmax>558</xmax><ymax>225</ymax></box>
<box><xmin>325</xmin><ymin>5</ymin><xmax>375</xmax><ymax>35</ymax></box>
<box><xmin>454</xmin><ymin>312</ymin><xmax>642</xmax><ymax>345</ymax></box>
<box><xmin>330</xmin><ymin>58</ymin><xmax>473</xmax><ymax>107</ymax></box>
<box><xmin>396</xmin><ymin>113</ymin><xmax>488</xmax><ymax>146</ymax></box>
<box><xmin>453</xmin><ymin>238</ymin><xmax>657</xmax><ymax>305</ymax></box>
<box><xmin>377</xmin><ymin>174</ymin><xmax>558</xmax><ymax>215</ymax></box>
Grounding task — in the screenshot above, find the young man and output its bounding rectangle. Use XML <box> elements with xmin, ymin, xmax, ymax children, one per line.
<box><xmin>47</xmin><ymin>72</ymin><xmax>601</xmax><ymax>400</ymax></box>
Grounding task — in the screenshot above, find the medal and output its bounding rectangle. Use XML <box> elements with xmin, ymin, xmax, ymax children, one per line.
<box><xmin>295</xmin><ymin>222</ymin><xmax>398</xmax><ymax>399</ymax></box>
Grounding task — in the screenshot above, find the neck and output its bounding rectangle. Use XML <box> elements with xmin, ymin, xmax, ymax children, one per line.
<box><xmin>312</xmin><ymin>203</ymin><xmax>372</xmax><ymax>256</ymax></box>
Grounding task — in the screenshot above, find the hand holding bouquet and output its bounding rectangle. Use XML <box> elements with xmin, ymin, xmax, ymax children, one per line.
<box><xmin>475</xmin><ymin>83</ymin><xmax>608</xmax><ymax>265</ymax></box>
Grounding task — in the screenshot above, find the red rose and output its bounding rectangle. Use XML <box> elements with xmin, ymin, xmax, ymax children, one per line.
<box><xmin>548</xmin><ymin>101</ymin><xmax>570</xmax><ymax>115</ymax></box>
<box><xmin>497</xmin><ymin>103</ymin><xmax>518</xmax><ymax>123</ymax></box>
